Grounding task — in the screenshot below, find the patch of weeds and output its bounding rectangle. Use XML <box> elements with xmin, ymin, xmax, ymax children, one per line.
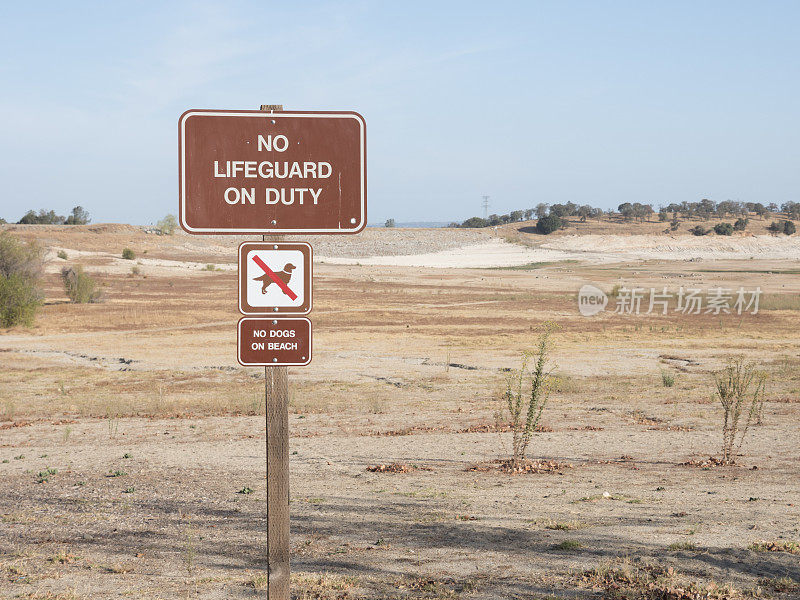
<box><xmin>57</xmin><ymin>250</ymin><xmax>68</xmax><ymax>260</ymax></box>
<box><xmin>123</xmin><ymin>486</ymin><xmax>135</xmax><ymax>494</ymax></box>
<box><xmin>668</xmin><ymin>541</ymin><xmax>699</xmax><ymax>551</ymax></box>
<box><xmin>14</xmin><ymin>454</ymin><xmax>25</xmax><ymax>460</ymax></box>
<box><xmin>1</xmin><ymin>459</ymin><xmax>8</xmax><ymax>464</ymax></box>
<box><xmin>367</xmin><ymin>463</ymin><xmax>417</xmax><ymax>473</ymax></box>
<box><xmin>759</xmin><ymin>576</ymin><xmax>798</xmax><ymax>593</ymax></box>
<box><xmin>543</xmin><ymin>520</ymin><xmax>587</xmax><ymax>531</ymax></box>
<box><xmin>580</xmin><ymin>559</ymin><xmax>741</xmax><ymax>600</ymax></box>
<box><xmin>48</xmin><ymin>551</ymin><xmax>78</xmax><ymax>564</ymax></box>
<box><xmin>107</xmin><ymin>469</ymin><xmax>126</xmax><ymax>478</ymax></box>
<box><xmin>661</xmin><ymin>370</ymin><xmax>676</xmax><ymax>387</ymax></box>
<box><xmin>749</xmin><ymin>540</ymin><xmax>800</xmax><ymax>554</ymax></box>
<box><xmin>36</xmin><ymin>467</ymin><xmax>57</xmax><ymax>483</ymax></box>
<box><xmin>237</xmin><ymin>486</ymin><xmax>254</xmax><ymax>495</ymax></box>
<box><xmin>553</xmin><ymin>540</ymin><xmax>583</xmax><ymax>551</ymax></box>
<box><xmin>122</xmin><ymin>453</ymin><xmax>132</xmax><ymax>459</ymax></box>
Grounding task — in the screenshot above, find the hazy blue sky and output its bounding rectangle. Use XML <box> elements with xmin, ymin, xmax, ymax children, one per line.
<box><xmin>1</xmin><ymin>1</ymin><xmax>798</xmax><ymax>224</ymax></box>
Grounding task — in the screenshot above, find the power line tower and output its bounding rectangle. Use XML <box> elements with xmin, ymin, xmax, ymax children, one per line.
<box><xmin>482</xmin><ymin>195</ymin><xmax>490</xmax><ymax>219</ymax></box>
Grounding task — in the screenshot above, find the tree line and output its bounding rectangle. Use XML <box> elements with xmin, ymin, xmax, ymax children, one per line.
<box><xmin>0</xmin><ymin>206</ymin><xmax>92</xmax><ymax>225</ymax></box>
<box><xmin>451</xmin><ymin>200</ymin><xmax>800</xmax><ymax>230</ymax></box>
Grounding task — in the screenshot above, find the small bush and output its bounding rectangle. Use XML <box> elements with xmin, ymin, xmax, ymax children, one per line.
<box><xmin>61</xmin><ymin>266</ymin><xmax>102</xmax><ymax>303</ymax></box>
<box><xmin>501</xmin><ymin>325</ymin><xmax>557</xmax><ymax>468</ymax></box>
<box><xmin>734</xmin><ymin>217</ymin><xmax>748</xmax><ymax>231</ymax></box>
<box><xmin>785</xmin><ymin>220</ymin><xmax>797</xmax><ymax>235</ymax></box>
<box><xmin>713</xmin><ymin>222</ymin><xmax>733</xmax><ymax>236</ymax></box>
<box><xmin>536</xmin><ymin>215</ymin><xmax>564</xmax><ymax>235</ymax></box>
<box><xmin>0</xmin><ymin>233</ymin><xmax>43</xmax><ymax>327</ymax></box>
<box><xmin>0</xmin><ymin>274</ymin><xmax>42</xmax><ymax>327</ymax></box>
<box><xmin>714</xmin><ymin>358</ymin><xmax>767</xmax><ymax>464</ymax></box>
<box><xmin>689</xmin><ymin>225</ymin><xmax>710</xmax><ymax>236</ymax></box>
<box><xmin>156</xmin><ymin>214</ymin><xmax>177</xmax><ymax>235</ymax></box>
<box><xmin>661</xmin><ymin>371</ymin><xmax>675</xmax><ymax>387</ymax></box>
<box><xmin>122</xmin><ymin>248</ymin><xmax>135</xmax><ymax>260</ymax></box>
<box><xmin>57</xmin><ymin>250</ymin><xmax>68</xmax><ymax>260</ymax></box>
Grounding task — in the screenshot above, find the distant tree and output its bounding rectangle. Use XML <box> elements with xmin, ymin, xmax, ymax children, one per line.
<box><xmin>771</xmin><ymin>220</ymin><xmax>797</xmax><ymax>235</ymax></box>
<box><xmin>670</xmin><ymin>213</ymin><xmax>680</xmax><ymax>232</ymax></box>
<box><xmin>18</xmin><ymin>209</ymin><xmax>65</xmax><ymax>225</ymax></box>
<box><xmin>536</xmin><ymin>214</ymin><xmax>564</xmax><ymax>235</ymax></box>
<box><xmin>156</xmin><ymin>214</ymin><xmax>178</xmax><ymax>235</ymax></box>
<box><xmin>488</xmin><ymin>214</ymin><xmax>501</xmax><ymax>226</ymax></box>
<box><xmin>714</xmin><ymin>222</ymin><xmax>734</xmax><ymax>236</ymax></box>
<box><xmin>782</xmin><ymin>202</ymin><xmax>800</xmax><ymax>220</ymax></box>
<box><xmin>767</xmin><ymin>203</ymin><xmax>779</xmax><ymax>213</ymax></box>
<box><xmin>384</xmin><ymin>218</ymin><xmax>396</xmax><ymax>228</ymax></box>
<box><xmin>658</xmin><ymin>210</ymin><xmax>668</xmax><ymax>222</ymax></box>
<box><xmin>618</xmin><ymin>203</ymin><xmax>634</xmax><ymax>221</ymax></box>
<box><xmin>549</xmin><ymin>204</ymin><xmax>569</xmax><ymax>218</ymax></box>
<box><xmin>510</xmin><ymin>210</ymin><xmax>524</xmax><ymax>222</ymax></box>
<box><xmin>523</xmin><ymin>209</ymin><xmax>534</xmax><ymax>221</ymax></box>
<box><xmin>690</xmin><ymin>225</ymin><xmax>711</xmax><ymax>236</ymax></box>
<box><xmin>734</xmin><ymin>217</ymin><xmax>748</xmax><ymax>231</ymax></box>
<box><xmin>535</xmin><ymin>203</ymin><xmax>549</xmax><ymax>219</ymax></box>
<box><xmin>460</xmin><ymin>217</ymin><xmax>489</xmax><ymax>228</ymax></box>
<box><xmin>578</xmin><ymin>205</ymin><xmax>592</xmax><ymax>222</ymax></box>
<box><xmin>752</xmin><ymin>203</ymin><xmax>768</xmax><ymax>219</ymax></box>
<box><xmin>64</xmin><ymin>206</ymin><xmax>90</xmax><ymax>225</ymax></box>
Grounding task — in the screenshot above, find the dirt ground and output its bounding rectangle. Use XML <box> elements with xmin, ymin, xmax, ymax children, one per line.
<box><xmin>1</xmin><ymin>224</ymin><xmax>799</xmax><ymax>599</ymax></box>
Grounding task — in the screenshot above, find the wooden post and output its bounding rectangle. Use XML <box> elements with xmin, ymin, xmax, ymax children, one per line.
<box><xmin>260</xmin><ymin>103</ymin><xmax>289</xmax><ymax>599</ymax></box>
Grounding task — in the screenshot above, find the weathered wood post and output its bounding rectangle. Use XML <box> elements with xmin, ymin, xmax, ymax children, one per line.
<box><xmin>260</xmin><ymin>103</ymin><xmax>290</xmax><ymax>599</ymax></box>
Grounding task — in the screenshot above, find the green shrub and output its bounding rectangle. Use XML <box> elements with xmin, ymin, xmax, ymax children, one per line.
<box><xmin>734</xmin><ymin>217</ymin><xmax>748</xmax><ymax>231</ymax></box>
<box><xmin>0</xmin><ymin>274</ymin><xmax>42</xmax><ymax>327</ymax></box>
<box><xmin>768</xmin><ymin>220</ymin><xmax>796</xmax><ymax>235</ymax></box>
<box><xmin>61</xmin><ymin>266</ymin><xmax>102</xmax><ymax>303</ymax></box>
<box><xmin>156</xmin><ymin>214</ymin><xmax>177</xmax><ymax>235</ymax></box>
<box><xmin>122</xmin><ymin>248</ymin><xmax>135</xmax><ymax>260</ymax></box>
<box><xmin>714</xmin><ymin>222</ymin><xmax>734</xmax><ymax>236</ymax></box>
<box><xmin>0</xmin><ymin>232</ymin><xmax>43</xmax><ymax>327</ymax></box>
<box><xmin>57</xmin><ymin>250</ymin><xmax>68</xmax><ymax>259</ymax></box>
<box><xmin>689</xmin><ymin>225</ymin><xmax>710</xmax><ymax>236</ymax></box>
<box><xmin>661</xmin><ymin>371</ymin><xmax>675</xmax><ymax>387</ymax></box>
<box><xmin>536</xmin><ymin>214</ymin><xmax>564</xmax><ymax>235</ymax></box>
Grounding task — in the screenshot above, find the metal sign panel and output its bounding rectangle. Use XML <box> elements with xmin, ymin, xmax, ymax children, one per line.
<box><xmin>237</xmin><ymin>317</ymin><xmax>312</xmax><ymax>366</ymax></box>
<box><xmin>179</xmin><ymin>110</ymin><xmax>366</xmax><ymax>234</ymax></box>
<box><xmin>238</xmin><ymin>242</ymin><xmax>312</xmax><ymax>315</ymax></box>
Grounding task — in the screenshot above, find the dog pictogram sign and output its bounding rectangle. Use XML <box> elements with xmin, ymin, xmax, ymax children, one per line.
<box><xmin>238</xmin><ymin>242</ymin><xmax>312</xmax><ymax>315</ymax></box>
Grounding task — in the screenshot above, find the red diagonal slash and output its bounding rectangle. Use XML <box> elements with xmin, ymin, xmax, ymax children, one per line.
<box><xmin>251</xmin><ymin>255</ymin><xmax>298</xmax><ymax>300</ymax></box>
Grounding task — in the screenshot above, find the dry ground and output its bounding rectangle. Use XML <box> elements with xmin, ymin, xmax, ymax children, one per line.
<box><xmin>0</xmin><ymin>225</ymin><xmax>799</xmax><ymax>599</ymax></box>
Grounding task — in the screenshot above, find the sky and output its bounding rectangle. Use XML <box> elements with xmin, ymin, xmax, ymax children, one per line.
<box><xmin>1</xmin><ymin>1</ymin><xmax>798</xmax><ymax>225</ymax></box>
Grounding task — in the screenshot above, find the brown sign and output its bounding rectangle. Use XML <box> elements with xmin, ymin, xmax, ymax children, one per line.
<box><xmin>238</xmin><ymin>242</ymin><xmax>312</xmax><ymax>315</ymax></box>
<box><xmin>179</xmin><ymin>110</ymin><xmax>366</xmax><ymax>234</ymax></box>
<box><xmin>237</xmin><ymin>317</ymin><xmax>312</xmax><ymax>366</ymax></box>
